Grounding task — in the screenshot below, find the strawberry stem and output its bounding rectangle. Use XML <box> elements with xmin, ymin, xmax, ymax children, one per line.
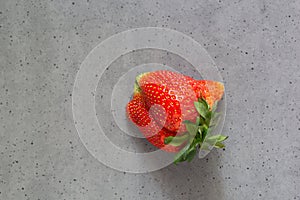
<box><xmin>171</xmin><ymin>98</ymin><xmax>228</xmax><ymax>164</ymax></box>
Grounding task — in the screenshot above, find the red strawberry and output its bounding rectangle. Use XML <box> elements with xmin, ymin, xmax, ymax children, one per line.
<box><xmin>126</xmin><ymin>70</ymin><xmax>226</xmax><ymax>159</ymax></box>
<box><xmin>126</xmin><ymin>88</ymin><xmax>182</xmax><ymax>152</ymax></box>
<box><xmin>136</xmin><ymin>71</ymin><xmax>224</xmax><ymax>133</ymax></box>
<box><xmin>136</xmin><ymin>71</ymin><xmax>198</xmax><ymax>133</ymax></box>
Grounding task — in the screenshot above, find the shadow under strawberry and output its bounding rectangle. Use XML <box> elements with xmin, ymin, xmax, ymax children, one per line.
<box><xmin>146</xmin><ymin>150</ymin><xmax>226</xmax><ymax>200</ymax></box>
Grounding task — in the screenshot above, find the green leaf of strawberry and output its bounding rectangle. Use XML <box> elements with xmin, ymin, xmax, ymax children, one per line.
<box><xmin>183</xmin><ymin>120</ymin><xmax>198</xmax><ymax>137</ymax></box>
<box><xmin>204</xmin><ymin>134</ymin><xmax>228</xmax><ymax>148</ymax></box>
<box><xmin>164</xmin><ymin>134</ymin><xmax>189</xmax><ymax>147</ymax></box>
<box><xmin>211</xmin><ymin>100</ymin><xmax>218</xmax><ymax>112</ymax></box>
<box><xmin>194</xmin><ymin>101</ymin><xmax>209</xmax><ymax>119</ymax></box>
<box><xmin>214</xmin><ymin>142</ymin><xmax>225</xmax><ymax>149</ymax></box>
<box><xmin>174</xmin><ymin>145</ymin><xmax>190</xmax><ymax>164</ymax></box>
<box><xmin>186</xmin><ymin>147</ymin><xmax>197</xmax><ymax>162</ymax></box>
<box><xmin>173</xmin><ymin>98</ymin><xmax>228</xmax><ymax>164</ymax></box>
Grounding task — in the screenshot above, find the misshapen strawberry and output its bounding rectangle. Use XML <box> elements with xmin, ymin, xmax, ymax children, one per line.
<box><xmin>126</xmin><ymin>70</ymin><xmax>227</xmax><ymax>163</ymax></box>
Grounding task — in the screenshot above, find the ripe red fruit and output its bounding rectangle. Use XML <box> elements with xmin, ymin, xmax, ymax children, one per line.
<box><xmin>126</xmin><ymin>70</ymin><xmax>226</xmax><ymax>160</ymax></box>
<box><xmin>126</xmin><ymin>92</ymin><xmax>183</xmax><ymax>152</ymax></box>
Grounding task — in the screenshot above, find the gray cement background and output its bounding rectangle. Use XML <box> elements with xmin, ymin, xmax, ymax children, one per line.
<box><xmin>0</xmin><ymin>0</ymin><xmax>299</xmax><ymax>199</ymax></box>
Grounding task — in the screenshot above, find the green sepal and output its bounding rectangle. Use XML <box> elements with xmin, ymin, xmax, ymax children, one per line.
<box><xmin>183</xmin><ymin>120</ymin><xmax>198</xmax><ymax>137</ymax></box>
<box><xmin>199</xmin><ymin>98</ymin><xmax>209</xmax><ymax>110</ymax></box>
<box><xmin>186</xmin><ymin>147</ymin><xmax>197</xmax><ymax>162</ymax></box>
<box><xmin>211</xmin><ymin>100</ymin><xmax>218</xmax><ymax>112</ymax></box>
<box><xmin>195</xmin><ymin>116</ymin><xmax>201</xmax><ymax>125</ymax></box>
<box><xmin>173</xmin><ymin>98</ymin><xmax>228</xmax><ymax>164</ymax></box>
<box><xmin>194</xmin><ymin>100</ymin><xmax>209</xmax><ymax>119</ymax></box>
<box><xmin>214</xmin><ymin>142</ymin><xmax>225</xmax><ymax>149</ymax></box>
<box><xmin>174</xmin><ymin>145</ymin><xmax>190</xmax><ymax>164</ymax></box>
<box><xmin>174</xmin><ymin>144</ymin><xmax>197</xmax><ymax>164</ymax></box>
<box><xmin>202</xmin><ymin>134</ymin><xmax>228</xmax><ymax>150</ymax></box>
<box><xmin>210</xmin><ymin>112</ymin><xmax>221</xmax><ymax>126</ymax></box>
<box><xmin>206</xmin><ymin>134</ymin><xmax>228</xmax><ymax>143</ymax></box>
<box><xmin>164</xmin><ymin>134</ymin><xmax>189</xmax><ymax>147</ymax></box>
<box><xmin>199</xmin><ymin>124</ymin><xmax>209</xmax><ymax>141</ymax></box>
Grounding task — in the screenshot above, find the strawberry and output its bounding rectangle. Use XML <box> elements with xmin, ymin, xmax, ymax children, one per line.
<box><xmin>126</xmin><ymin>88</ymin><xmax>183</xmax><ymax>152</ymax></box>
<box><xmin>136</xmin><ymin>71</ymin><xmax>198</xmax><ymax>133</ymax></box>
<box><xmin>126</xmin><ymin>70</ymin><xmax>227</xmax><ymax>163</ymax></box>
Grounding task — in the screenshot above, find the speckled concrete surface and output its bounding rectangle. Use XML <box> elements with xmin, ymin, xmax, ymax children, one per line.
<box><xmin>1</xmin><ymin>0</ymin><xmax>299</xmax><ymax>199</ymax></box>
